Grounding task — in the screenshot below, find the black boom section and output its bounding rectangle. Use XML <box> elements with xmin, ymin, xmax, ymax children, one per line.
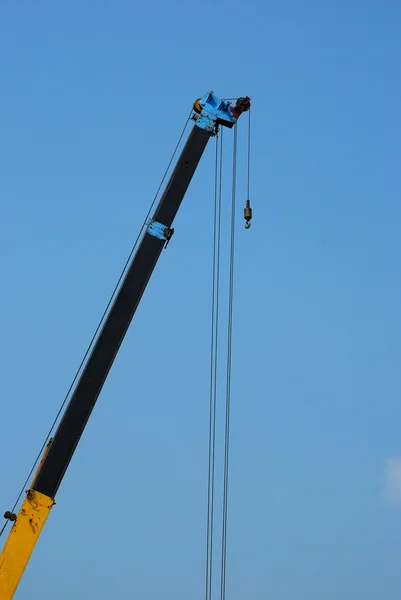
<box><xmin>154</xmin><ymin>125</ymin><xmax>211</xmax><ymax>226</ymax></box>
<box><xmin>33</xmin><ymin>124</ymin><xmax>212</xmax><ymax>498</ymax></box>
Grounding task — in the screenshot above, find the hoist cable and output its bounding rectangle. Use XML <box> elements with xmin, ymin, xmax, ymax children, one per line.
<box><xmin>247</xmin><ymin>108</ymin><xmax>251</xmax><ymax>200</ymax></box>
<box><xmin>205</xmin><ymin>129</ymin><xmax>224</xmax><ymax>600</ymax></box>
<box><xmin>0</xmin><ymin>112</ymin><xmax>193</xmax><ymax>538</ymax></box>
<box><xmin>205</xmin><ymin>135</ymin><xmax>218</xmax><ymax>600</ymax></box>
<box><xmin>220</xmin><ymin>123</ymin><xmax>238</xmax><ymax>600</ymax></box>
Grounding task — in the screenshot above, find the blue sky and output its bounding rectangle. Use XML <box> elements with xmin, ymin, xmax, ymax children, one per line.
<box><xmin>1</xmin><ymin>1</ymin><xmax>400</xmax><ymax>598</ymax></box>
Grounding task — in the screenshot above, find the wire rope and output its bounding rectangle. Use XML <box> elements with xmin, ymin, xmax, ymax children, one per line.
<box><xmin>205</xmin><ymin>128</ymin><xmax>224</xmax><ymax>600</ymax></box>
<box><xmin>220</xmin><ymin>123</ymin><xmax>238</xmax><ymax>600</ymax></box>
<box><xmin>0</xmin><ymin>111</ymin><xmax>193</xmax><ymax>537</ymax></box>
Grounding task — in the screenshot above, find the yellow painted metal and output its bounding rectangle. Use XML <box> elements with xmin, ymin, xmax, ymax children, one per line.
<box><xmin>30</xmin><ymin>440</ymin><xmax>53</xmax><ymax>486</ymax></box>
<box><xmin>0</xmin><ymin>489</ymin><xmax>54</xmax><ymax>599</ymax></box>
<box><xmin>0</xmin><ymin>441</ymin><xmax>55</xmax><ymax>599</ymax></box>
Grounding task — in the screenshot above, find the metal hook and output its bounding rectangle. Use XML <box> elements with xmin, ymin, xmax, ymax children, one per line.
<box><xmin>244</xmin><ymin>200</ymin><xmax>252</xmax><ymax>230</ymax></box>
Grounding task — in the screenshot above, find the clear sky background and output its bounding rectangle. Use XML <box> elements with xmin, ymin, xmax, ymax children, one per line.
<box><xmin>1</xmin><ymin>1</ymin><xmax>400</xmax><ymax>599</ymax></box>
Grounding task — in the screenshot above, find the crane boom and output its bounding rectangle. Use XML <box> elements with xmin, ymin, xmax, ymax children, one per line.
<box><xmin>0</xmin><ymin>91</ymin><xmax>250</xmax><ymax>599</ymax></box>
<box><xmin>33</xmin><ymin>123</ymin><xmax>212</xmax><ymax>500</ymax></box>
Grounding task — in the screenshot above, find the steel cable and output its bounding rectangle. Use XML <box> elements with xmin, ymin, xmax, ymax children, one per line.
<box><xmin>220</xmin><ymin>123</ymin><xmax>238</xmax><ymax>600</ymax></box>
<box><xmin>0</xmin><ymin>112</ymin><xmax>193</xmax><ymax>537</ymax></box>
<box><xmin>205</xmin><ymin>129</ymin><xmax>224</xmax><ymax>600</ymax></box>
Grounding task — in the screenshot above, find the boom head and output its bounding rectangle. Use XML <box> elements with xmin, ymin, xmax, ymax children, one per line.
<box><xmin>192</xmin><ymin>92</ymin><xmax>251</xmax><ymax>133</ymax></box>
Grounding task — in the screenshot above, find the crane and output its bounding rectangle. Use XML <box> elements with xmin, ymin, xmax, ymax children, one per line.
<box><xmin>0</xmin><ymin>90</ymin><xmax>251</xmax><ymax>599</ymax></box>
